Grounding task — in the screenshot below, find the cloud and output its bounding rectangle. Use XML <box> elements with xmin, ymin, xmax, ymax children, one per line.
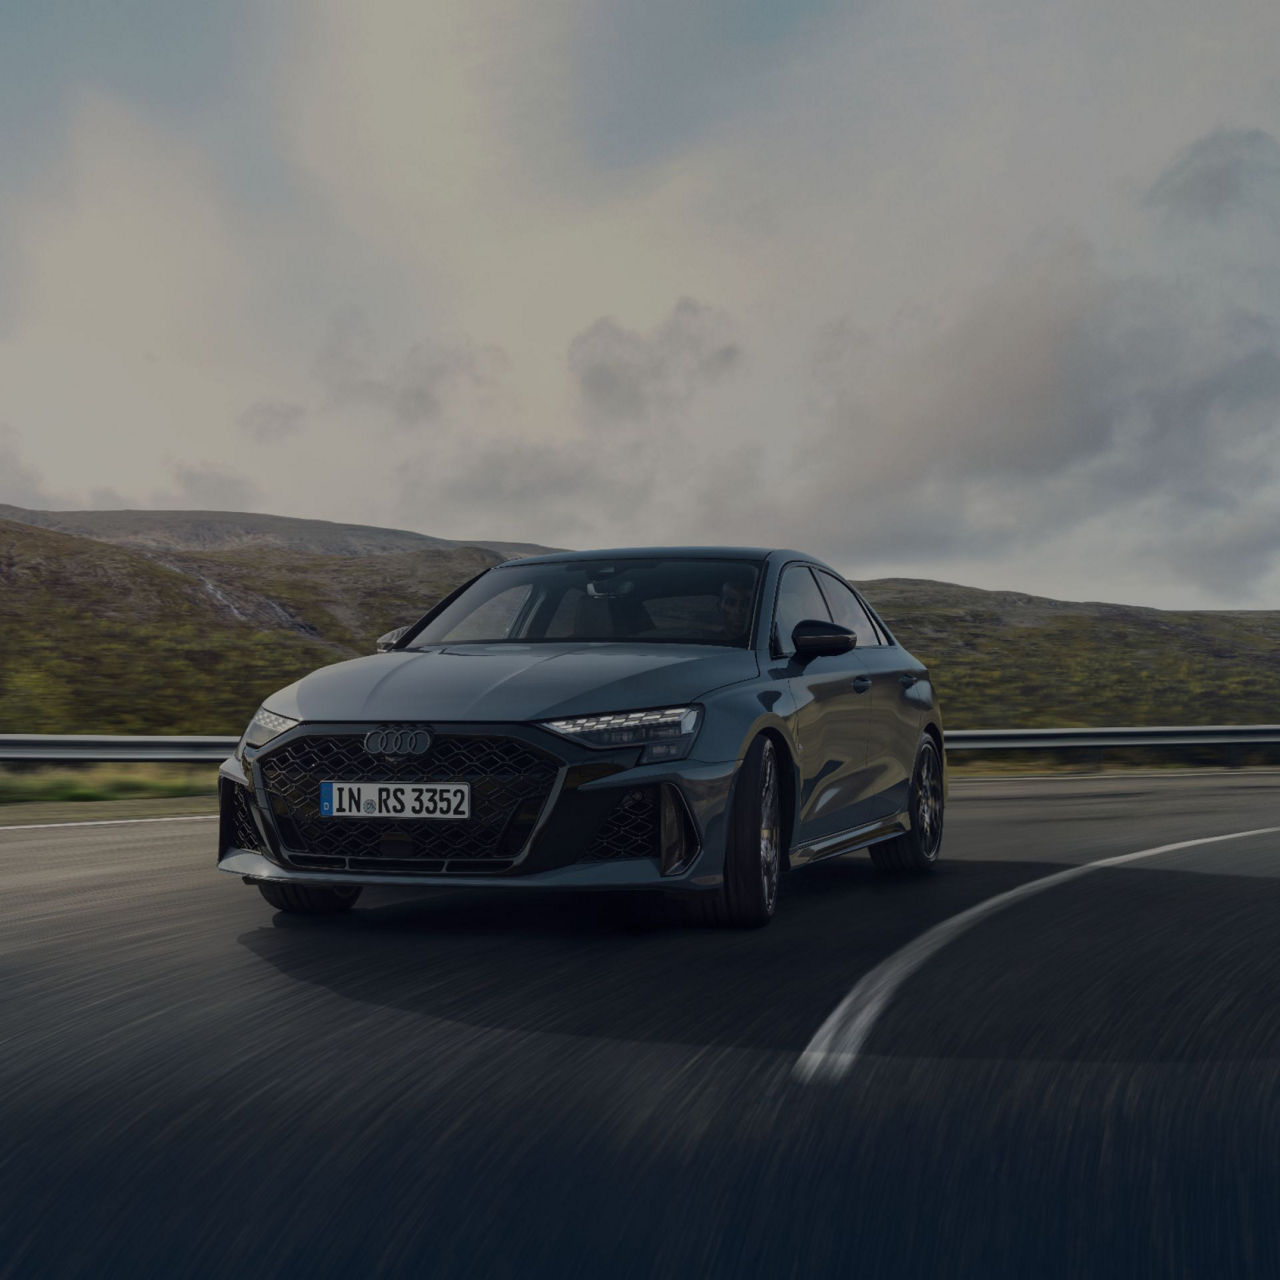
<box><xmin>1145</xmin><ymin>128</ymin><xmax>1280</xmax><ymax>225</ymax></box>
<box><xmin>397</xmin><ymin>438</ymin><xmax>641</xmax><ymax>543</ymax></box>
<box><xmin>152</xmin><ymin>463</ymin><xmax>263</xmax><ymax>511</ymax></box>
<box><xmin>239</xmin><ymin>400</ymin><xmax>307</xmax><ymax>443</ymax></box>
<box><xmin>568</xmin><ymin>297</ymin><xmax>741</xmax><ymax>421</ymax></box>
<box><xmin>4</xmin><ymin>0</ymin><xmax>1280</xmax><ymax>607</ymax></box>
<box><xmin>0</xmin><ymin>425</ymin><xmax>57</xmax><ymax>508</ymax></box>
<box><xmin>315</xmin><ymin>306</ymin><xmax>509</xmax><ymax>430</ymax></box>
<box><xmin>757</xmin><ymin>134</ymin><xmax>1280</xmax><ymax>597</ymax></box>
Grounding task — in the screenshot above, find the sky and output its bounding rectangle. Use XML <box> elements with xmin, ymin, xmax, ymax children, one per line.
<box><xmin>1</xmin><ymin>0</ymin><xmax>1279</xmax><ymax>609</ymax></box>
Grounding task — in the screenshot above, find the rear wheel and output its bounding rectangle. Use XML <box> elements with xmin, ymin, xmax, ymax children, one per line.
<box><xmin>256</xmin><ymin>881</ymin><xmax>362</xmax><ymax>914</ymax></box>
<box><xmin>870</xmin><ymin>736</ymin><xmax>944</xmax><ymax>873</ymax></box>
<box><xmin>700</xmin><ymin>736</ymin><xmax>782</xmax><ymax>928</ymax></box>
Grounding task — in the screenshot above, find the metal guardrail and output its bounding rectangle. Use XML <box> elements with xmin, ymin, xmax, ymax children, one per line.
<box><xmin>944</xmin><ymin>726</ymin><xmax>1280</xmax><ymax>751</ymax></box>
<box><xmin>0</xmin><ymin>735</ymin><xmax>239</xmax><ymax>763</ymax></box>
<box><xmin>2</xmin><ymin>726</ymin><xmax>1280</xmax><ymax>763</ymax></box>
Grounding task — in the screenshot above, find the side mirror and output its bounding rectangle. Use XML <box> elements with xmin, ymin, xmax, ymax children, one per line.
<box><xmin>791</xmin><ymin>618</ymin><xmax>856</xmax><ymax>660</ymax></box>
<box><xmin>375</xmin><ymin>625</ymin><xmax>410</xmax><ymax>653</ymax></box>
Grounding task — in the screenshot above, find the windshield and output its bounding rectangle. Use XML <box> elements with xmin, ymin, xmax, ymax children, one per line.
<box><xmin>408</xmin><ymin>558</ymin><xmax>763</xmax><ymax>648</ymax></box>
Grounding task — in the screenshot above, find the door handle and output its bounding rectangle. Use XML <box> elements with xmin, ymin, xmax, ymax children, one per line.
<box><xmin>851</xmin><ymin>676</ymin><xmax>871</xmax><ymax>694</ymax></box>
<box><xmin>899</xmin><ymin>674</ymin><xmax>918</xmax><ymax>688</ymax></box>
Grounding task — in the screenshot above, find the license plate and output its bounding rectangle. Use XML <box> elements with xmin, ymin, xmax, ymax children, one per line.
<box><xmin>319</xmin><ymin>781</ymin><xmax>471</xmax><ymax>819</ymax></box>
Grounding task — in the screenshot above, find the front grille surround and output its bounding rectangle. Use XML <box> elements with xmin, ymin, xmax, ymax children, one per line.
<box><xmin>252</xmin><ymin>725</ymin><xmax>564</xmax><ymax>875</ymax></box>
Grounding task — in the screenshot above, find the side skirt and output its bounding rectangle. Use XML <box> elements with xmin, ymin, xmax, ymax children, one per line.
<box><xmin>788</xmin><ymin>813</ymin><xmax>911</xmax><ymax>869</ymax></box>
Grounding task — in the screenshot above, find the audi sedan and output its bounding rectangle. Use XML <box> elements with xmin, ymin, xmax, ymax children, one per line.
<box><xmin>217</xmin><ymin>547</ymin><xmax>946</xmax><ymax>927</ymax></box>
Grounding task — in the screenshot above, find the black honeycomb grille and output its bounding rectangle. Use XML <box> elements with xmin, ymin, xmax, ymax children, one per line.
<box><xmin>257</xmin><ymin>730</ymin><xmax>560</xmax><ymax>872</ymax></box>
<box><xmin>580</xmin><ymin>787</ymin><xmax>660</xmax><ymax>862</ymax></box>
<box><xmin>229</xmin><ymin>784</ymin><xmax>265</xmax><ymax>853</ymax></box>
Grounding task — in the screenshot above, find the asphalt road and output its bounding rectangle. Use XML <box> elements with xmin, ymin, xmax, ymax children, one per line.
<box><xmin>3</xmin><ymin>774</ymin><xmax>1279</xmax><ymax>1279</ymax></box>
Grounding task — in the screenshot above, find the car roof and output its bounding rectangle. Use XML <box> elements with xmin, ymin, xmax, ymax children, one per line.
<box><xmin>501</xmin><ymin>546</ymin><xmax>811</xmax><ymax>567</ymax></box>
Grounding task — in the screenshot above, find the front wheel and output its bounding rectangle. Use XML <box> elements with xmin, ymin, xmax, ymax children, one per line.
<box><xmin>699</xmin><ymin>736</ymin><xmax>782</xmax><ymax>928</ymax></box>
<box><xmin>870</xmin><ymin>736</ymin><xmax>944</xmax><ymax>873</ymax></box>
<box><xmin>256</xmin><ymin>881</ymin><xmax>363</xmax><ymax>914</ymax></box>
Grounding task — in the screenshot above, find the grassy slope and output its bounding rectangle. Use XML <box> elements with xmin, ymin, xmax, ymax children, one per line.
<box><xmin>0</xmin><ymin>520</ymin><xmax>497</xmax><ymax>734</ymax></box>
<box><xmin>860</xmin><ymin>578</ymin><xmax>1280</xmax><ymax>728</ymax></box>
<box><xmin>3</xmin><ymin>514</ymin><xmax>1278</xmax><ymax>734</ymax></box>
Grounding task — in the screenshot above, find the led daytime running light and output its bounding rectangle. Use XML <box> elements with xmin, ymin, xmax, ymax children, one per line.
<box><xmin>542</xmin><ymin>706</ymin><xmax>702</xmax><ymax>757</ymax></box>
<box><xmin>237</xmin><ymin>706</ymin><xmax>300</xmax><ymax>760</ymax></box>
<box><xmin>251</xmin><ymin>709</ymin><xmax>297</xmax><ymax>737</ymax></box>
<box><xmin>544</xmin><ymin>707</ymin><xmax>699</xmax><ymax>737</ymax></box>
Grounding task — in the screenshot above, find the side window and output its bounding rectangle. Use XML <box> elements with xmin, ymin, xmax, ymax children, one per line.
<box><xmin>815</xmin><ymin>572</ymin><xmax>880</xmax><ymax>648</ymax></box>
<box><xmin>773</xmin><ymin>566</ymin><xmax>832</xmax><ymax>656</ymax></box>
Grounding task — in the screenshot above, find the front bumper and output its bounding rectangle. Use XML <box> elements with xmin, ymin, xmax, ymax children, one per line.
<box><xmin>217</xmin><ymin>720</ymin><xmax>737</xmax><ymax>893</ymax></box>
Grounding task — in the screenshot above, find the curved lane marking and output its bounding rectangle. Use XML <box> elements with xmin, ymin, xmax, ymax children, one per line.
<box><xmin>794</xmin><ymin>825</ymin><xmax>1280</xmax><ymax>1082</ymax></box>
<box><xmin>0</xmin><ymin>815</ymin><xmax>217</xmax><ymax>832</ymax></box>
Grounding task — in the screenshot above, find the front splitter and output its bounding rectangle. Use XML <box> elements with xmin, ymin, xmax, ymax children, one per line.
<box><xmin>219</xmin><ymin>849</ymin><xmax>722</xmax><ymax>892</ymax></box>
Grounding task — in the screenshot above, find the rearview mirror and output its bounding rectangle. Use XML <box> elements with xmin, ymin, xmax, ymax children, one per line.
<box><xmin>791</xmin><ymin>618</ymin><xmax>856</xmax><ymax>659</ymax></box>
<box><xmin>375</xmin><ymin>626</ymin><xmax>409</xmax><ymax>653</ymax></box>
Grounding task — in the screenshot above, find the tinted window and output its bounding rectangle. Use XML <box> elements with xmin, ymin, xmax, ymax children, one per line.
<box><xmin>773</xmin><ymin>565</ymin><xmax>832</xmax><ymax>656</ymax></box>
<box><xmin>815</xmin><ymin>572</ymin><xmax>880</xmax><ymax>648</ymax></box>
<box><xmin>438</xmin><ymin>582</ymin><xmax>534</xmax><ymax>643</ymax></box>
<box><xmin>409</xmin><ymin>558</ymin><xmax>763</xmax><ymax>647</ymax></box>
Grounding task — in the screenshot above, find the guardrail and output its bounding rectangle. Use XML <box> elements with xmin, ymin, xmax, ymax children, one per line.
<box><xmin>2</xmin><ymin>726</ymin><xmax>1280</xmax><ymax>764</ymax></box>
<box><xmin>943</xmin><ymin>726</ymin><xmax>1280</xmax><ymax>750</ymax></box>
<box><xmin>0</xmin><ymin>736</ymin><xmax>239</xmax><ymax>763</ymax></box>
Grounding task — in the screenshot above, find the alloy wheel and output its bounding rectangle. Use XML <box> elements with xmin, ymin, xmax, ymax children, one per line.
<box><xmin>759</xmin><ymin>742</ymin><xmax>781</xmax><ymax>913</ymax></box>
<box><xmin>915</xmin><ymin>743</ymin><xmax>943</xmax><ymax>859</ymax></box>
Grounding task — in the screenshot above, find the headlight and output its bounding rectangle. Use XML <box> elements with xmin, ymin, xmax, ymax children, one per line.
<box><xmin>236</xmin><ymin>706</ymin><xmax>299</xmax><ymax>761</ymax></box>
<box><xmin>541</xmin><ymin>706</ymin><xmax>701</xmax><ymax>762</ymax></box>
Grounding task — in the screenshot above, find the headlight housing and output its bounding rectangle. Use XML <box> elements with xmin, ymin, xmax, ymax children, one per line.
<box><xmin>236</xmin><ymin>706</ymin><xmax>299</xmax><ymax>761</ymax></box>
<box><xmin>541</xmin><ymin>706</ymin><xmax>701</xmax><ymax>763</ymax></box>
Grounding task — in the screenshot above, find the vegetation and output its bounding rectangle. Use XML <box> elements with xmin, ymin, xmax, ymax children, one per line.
<box><xmin>861</xmin><ymin>578</ymin><xmax>1280</xmax><ymax>729</ymax></box>
<box><xmin>0</xmin><ymin>763</ymin><xmax>216</xmax><ymax>805</ymax></box>
<box><xmin>2</xmin><ymin>516</ymin><xmax>1278</xmax><ymax>741</ymax></box>
<box><xmin>0</xmin><ymin>519</ymin><xmax>495</xmax><ymax>734</ymax></box>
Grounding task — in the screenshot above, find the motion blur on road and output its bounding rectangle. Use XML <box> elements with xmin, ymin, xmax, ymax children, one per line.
<box><xmin>4</xmin><ymin>773</ymin><xmax>1280</xmax><ymax>1278</ymax></box>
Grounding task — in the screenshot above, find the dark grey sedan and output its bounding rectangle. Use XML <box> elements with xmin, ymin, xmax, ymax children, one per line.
<box><xmin>217</xmin><ymin>547</ymin><xmax>946</xmax><ymax>927</ymax></box>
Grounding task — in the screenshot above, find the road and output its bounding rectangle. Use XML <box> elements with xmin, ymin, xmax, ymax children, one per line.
<box><xmin>3</xmin><ymin>774</ymin><xmax>1279</xmax><ymax>1278</ymax></box>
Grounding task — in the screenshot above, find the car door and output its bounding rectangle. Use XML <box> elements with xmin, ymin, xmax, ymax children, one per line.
<box><xmin>815</xmin><ymin>571</ymin><xmax>923</xmax><ymax>820</ymax></box>
<box><xmin>775</xmin><ymin>563</ymin><xmax>877</xmax><ymax>845</ymax></box>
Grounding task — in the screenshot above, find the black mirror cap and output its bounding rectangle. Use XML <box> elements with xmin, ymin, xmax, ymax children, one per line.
<box><xmin>375</xmin><ymin>625</ymin><xmax>410</xmax><ymax>653</ymax></box>
<box><xmin>791</xmin><ymin>618</ymin><xmax>856</xmax><ymax>659</ymax></box>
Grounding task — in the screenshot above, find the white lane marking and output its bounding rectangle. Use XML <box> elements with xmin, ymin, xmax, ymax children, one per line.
<box><xmin>0</xmin><ymin>814</ymin><xmax>217</xmax><ymax>832</ymax></box>
<box><xmin>794</xmin><ymin>825</ymin><xmax>1280</xmax><ymax>1083</ymax></box>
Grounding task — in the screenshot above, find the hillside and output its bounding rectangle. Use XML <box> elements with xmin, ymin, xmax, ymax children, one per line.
<box><xmin>2</xmin><ymin>514</ymin><xmax>1278</xmax><ymax>735</ymax></box>
<box><xmin>0</xmin><ymin>520</ymin><xmax>501</xmax><ymax>734</ymax></box>
<box><xmin>0</xmin><ymin>504</ymin><xmax>555</xmax><ymax>561</ymax></box>
<box><xmin>859</xmin><ymin>578</ymin><xmax>1280</xmax><ymax>729</ymax></box>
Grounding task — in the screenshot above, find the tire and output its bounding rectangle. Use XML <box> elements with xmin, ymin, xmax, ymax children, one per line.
<box><xmin>256</xmin><ymin>881</ymin><xmax>363</xmax><ymax>914</ymax></box>
<box><xmin>699</xmin><ymin>736</ymin><xmax>783</xmax><ymax>928</ymax></box>
<box><xmin>870</xmin><ymin>735</ymin><xmax>944</xmax><ymax>873</ymax></box>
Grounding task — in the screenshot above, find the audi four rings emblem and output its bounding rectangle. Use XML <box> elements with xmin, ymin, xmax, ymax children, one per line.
<box><xmin>364</xmin><ymin>728</ymin><xmax>432</xmax><ymax>756</ymax></box>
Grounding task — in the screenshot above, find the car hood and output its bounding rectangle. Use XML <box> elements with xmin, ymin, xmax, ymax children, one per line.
<box><xmin>265</xmin><ymin>643</ymin><xmax>759</xmax><ymax>724</ymax></box>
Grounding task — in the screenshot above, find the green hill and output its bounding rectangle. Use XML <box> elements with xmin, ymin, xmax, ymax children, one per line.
<box><xmin>0</xmin><ymin>519</ymin><xmax>500</xmax><ymax>734</ymax></box>
<box><xmin>860</xmin><ymin>578</ymin><xmax>1280</xmax><ymax>729</ymax></box>
<box><xmin>1</xmin><ymin>512</ymin><xmax>1277</xmax><ymax>735</ymax></box>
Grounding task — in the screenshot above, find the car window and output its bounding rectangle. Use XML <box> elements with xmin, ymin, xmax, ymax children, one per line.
<box><xmin>773</xmin><ymin>565</ymin><xmax>832</xmax><ymax>656</ymax></box>
<box><xmin>411</xmin><ymin>558</ymin><xmax>763</xmax><ymax>647</ymax></box>
<box><xmin>815</xmin><ymin>572</ymin><xmax>880</xmax><ymax>648</ymax></box>
<box><xmin>544</xmin><ymin>587</ymin><xmax>586</xmax><ymax>638</ymax></box>
<box><xmin>435</xmin><ymin>582</ymin><xmax>534</xmax><ymax>642</ymax></box>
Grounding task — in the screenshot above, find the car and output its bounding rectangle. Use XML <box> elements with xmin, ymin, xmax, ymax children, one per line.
<box><xmin>217</xmin><ymin>546</ymin><xmax>946</xmax><ymax>927</ymax></box>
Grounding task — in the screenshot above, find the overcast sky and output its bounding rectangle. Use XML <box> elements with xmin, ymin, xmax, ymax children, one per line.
<box><xmin>2</xmin><ymin>0</ymin><xmax>1279</xmax><ymax>608</ymax></box>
